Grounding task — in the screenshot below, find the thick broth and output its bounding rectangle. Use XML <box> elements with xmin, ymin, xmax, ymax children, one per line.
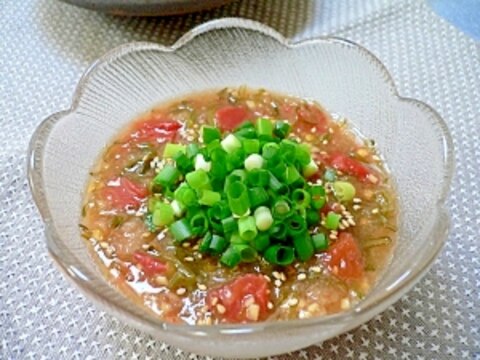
<box><xmin>81</xmin><ymin>87</ymin><xmax>397</xmax><ymax>324</ymax></box>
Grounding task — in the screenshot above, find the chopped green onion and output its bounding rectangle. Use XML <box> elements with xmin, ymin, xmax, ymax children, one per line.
<box><xmin>153</xmin><ymin>165</ymin><xmax>181</xmax><ymax>188</ymax></box>
<box><xmin>229</xmin><ymin>232</ymin><xmax>246</xmax><ymax>244</ymax></box>
<box><xmin>325</xmin><ymin>211</ymin><xmax>341</xmax><ymax>230</ymax></box>
<box><xmin>202</xmin><ymin>126</ymin><xmax>221</xmax><ymax>144</ymax></box>
<box><xmin>189</xmin><ymin>212</ymin><xmax>209</xmax><ymax>236</ymax></box>
<box><xmin>255</xmin><ymin>117</ymin><xmax>274</xmax><ymax>138</ymax></box>
<box><xmin>198</xmin><ymin>189</ymin><xmax>221</xmax><ymax>206</ymax></box>
<box><xmin>248</xmin><ymin>187</ymin><xmax>269</xmax><ymax>208</ymax></box>
<box><xmin>174</xmin><ymin>184</ymin><xmax>197</xmax><ymax>207</ymax></box>
<box><xmin>306</xmin><ymin>209</ymin><xmax>320</xmax><ymax>226</ymax></box>
<box><xmin>262</xmin><ymin>142</ymin><xmax>280</xmax><ymax>161</ymax></box>
<box><xmin>269</xmin><ymin>221</ymin><xmax>287</xmax><ymax>240</ymax></box>
<box><xmin>244</xmin><ymin>154</ymin><xmax>264</xmax><ymax>171</ymax></box>
<box><xmin>285</xmin><ymin>165</ymin><xmax>301</xmax><ymax>184</ymax></box>
<box><xmin>185</xmin><ymin>169</ymin><xmax>210</xmax><ymax>190</ymax></box>
<box><xmin>152</xmin><ymin>203</ymin><xmax>175</xmax><ymax>227</ymax></box>
<box><xmin>170</xmin><ymin>199</ymin><xmax>184</xmax><ymax>217</ymax></box>
<box><xmin>220</xmin><ymin>246</ymin><xmax>241</xmax><ymax>267</ymax></box>
<box><xmin>295</xmin><ymin>143</ymin><xmax>311</xmax><ymax>166</ymax></box>
<box><xmin>235</xmin><ymin>127</ymin><xmax>257</xmax><ymax>139</ymax></box>
<box><xmin>209</xmin><ymin>148</ymin><xmax>229</xmax><ymax>179</ymax></box>
<box><xmin>163</xmin><ymin>143</ymin><xmax>186</xmax><ymax>158</ymax></box>
<box><xmin>174</xmin><ymin>152</ymin><xmax>194</xmax><ymax>174</ymax></box>
<box><xmin>246</xmin><ymin>169</ymin><xmax>270</xmax><ymax>187</ymax></box>
<box><xmin>273</xmin><ymin>120</ymin><xmax>291</xmax><ymax>139</ymax></box>
<box><xmin>287</xmin><ymin>214</ymin><xmax>307</xmax><ymax>237</ymax></box>
<box><xmin>169</xmin><ymin>218</ymin><xmax>193</xmax><ymax>242</ymax></box>
<box><xmin>333</xmin><ymin>181</ymin><xmax>356</xmax><ymax>202</ymax></box>
<box><xmin>268</xmin><ymin>171</ymin><xmax>288</xmax><ymax>194</ymax></box>
<box><xmin>293</xmin><ymin>233</ymin><xmax>314</xmax><ymax>261</ymax></box>
<box><xmin>226</xmin><ymin>181</ymin><xmax>250</xmax><ymax>216</ymax></box>
<box><xmin>209</xmin><ymin>234</ymin><xmax>228</xmax><ymax>254</ymax></box>
<box><xmin>186</xmin><ymin>143</ymin><xmax>200</xmax><ymax>158</ymax></box>
<box><xmin>264</xmin><ymin>245</ymin><xmax>295</xmax><ymax>265</ymax></box>
<box><xmin>234</xmin><ymin>244</ymin><xmax>257</xmax><ymax>262</ymax></box>
<box><xmin>312</xmin><ymin>233</ymin><xmax>328</xmax><ymax>250</ymax></box>
<box><xmin>252</xmin><ymin>233</ymin><xmax>270</xmax><ymax>251</ymax></box>
<box><xmin>272</xmin><ymin>198</ymin><xmax>291</xmax><ymax>219</ymax></box>
<box><xmin>228</xmin><ymin>148</ymin><xmax>246</xmax><ymax>169</ymax></box>
<box><xmin>199</xmin><ymin>232</ymin><xmax>212</xmax><ymax>253</ymax></box>
<box><xmin>310</xmin><ymin>184</ymin><xmax>326</xmax><ymax>209</ymax></box>
<box><xmin>238</xmin><ymin>216</ymin><xmax>257</xmax><ymax>241</ymax></box>
<box><xmin>242</xmin><ymin>138</ymin><xmax>260</xmax><ymax>154</ymax></box>
<box><xmin>221</xmin><ymin>134</ymin><xmax>242</xmax><ymax>153</ymax></box>
<box><xmin>221</xmin><ymin>216</ymin><xmax>238</xmax><ymax>234</ymax></box>
<box><xmin>302</xmin><ymin>159</ymin><xmax>319</xmax><ymax>178</ymax></box>
<box><xmin>206</xmin><ymin>139</ymin><xmax>222</xmax><ymax>155</ymax></box>
<box><xmin>280</xmin><ymin>140</ymin><xmax>297</xmax><ymax>164</ymax></box>
<box><xmin>194</xmin><ymin>154</ymin><xmax>211</xmax><ymax>172</ymax></box>
<box><xmin>254</xmin><ymin>206</ymin><xmax>274</xmax><ymax>231</ymax></box>
<box><xmin>291</xmin><ymin>189</ymin><xmax>311</xmax><ymax>208</ymax></box>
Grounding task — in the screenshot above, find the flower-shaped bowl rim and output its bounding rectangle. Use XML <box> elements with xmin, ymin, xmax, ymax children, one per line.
<box><xmin>28</xmin><ymin>18</ymin><xmax>454</xmax><ymax>336</ymax></box>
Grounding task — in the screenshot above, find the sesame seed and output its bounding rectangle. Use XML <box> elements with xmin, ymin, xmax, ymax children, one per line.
<box><xmin>216</xmin><ymin>304</ymin><xmax>226</xmax><ymax>314</ymax></box>
<box><xmin>288</xmin><ymin>298</ymin><xmax>299</xmax><ymax>307</ymax></box>
<box><xmin>211</xmin><ymin>297</ymin><xmax>218</xmax><ymax>306</ymax></box>
<box><xmin>274</xmin><ymin>279</ymin><xmax>282</xmax><ymax>287</ymax></box>
<box><xmin>155</xmin><ymin>275</ymin><xmax>168</xmax><ymax>286</ymax></box>
<box><xmin>176</xmin><ymin>288</ymin><xmax>187</xmax><ymax>296</ymax></box>
<box><xmin>352</xmin><ymin>204</ymin><xmax>361</xmax><ymax>211</ymax></box>
<box><xmin>310</xmin><ymin>266</ymin><xmax>322</xmax><ymax>273</ymax></box>
<box><xmin>331</xmin><ymin>230</ymin><xmax>338</xmax><ymax>235</ymax></box>
<box><xmin>353</xmin><ymin>197</ymin><xmax>362</xmax><ymax>203</ymax></box>
<box><xmin>182</xmin><ymin>242</ymin><xmax>191</xmax><ymax>248</ymax></box>
<box><xmin>272</xmin><ymin>271</ymin><xmax>281</xmax><ymax>280</ymax></box>
<box><xmin>322</xmin><ymin>140</ymin><xmax>328</xmax><ymax>145</ymax></box>
<box><xmin>310</xmin><ymin>127</ymin><xmax>317</xmax><ymax>133</ymax></box>
<box><xmin>299</xmin><ymin>311</ymin><xmax>312</xmax><ymax>319</ymax></box>
<box><xmin>263</xmin><ymin>275</ymin><xmax>271</xmax><ymax>282</ymax></box>
<box><xmin>244</xmin><ymin>297</ymin><xmax>255</xmax><ymax>307</ymax></box>
<box><xmin>348</xmin><ymin>218</ymin><xmax>356</xmax><ymax>226</ymax></box>
<box><xmin>197</xmin><ymin>284</ymin><xmax>207</xmax><ymax>291</ymax></box>
<box><xmin>367</xmin><ymin>174</ymin><xmax>379</xmax><ymax>183</ymax></box>
<box><xmin>341</xmin><ymin>219</ymin><xmax>350</xmax><ymax>228</ymax></box>
<box><xmin>192</xmin><ymin>244</ymin><xmax>199</xmax><ymax>251</ymax></box>
<box><xmin>372</xmin><ymin>155</ymin><xmax>381</xmax><ymax>162</ymax></box>
<box><xmin>246</xmin><ymin>304</ymin><xmax>260</xmax><ymax>321</ymax></box>
<box><xmin>371</xmin><ymin>208</ymin><xmax>380</xmax><ymax>214</ymax></box>
<box><xmin>340</xmin><ymin>298</ymin><xmax>351</xmax><ymax>310</ymax></box>
<box><xmin>184</xmin><ymin>256</ymin><xmax>194</xmax><ymax>262</ymax></box>
<box><xmin>339</xmin><ymin>224</ymin><xmax>346</xmax><ymax>230</ymax></box>
<box><xmin>329</xmin><ymin>233</ymin><xmax>338</xmax><ymax>240</ymax></box>
<box><xmin>297</xmin><ymin>273</ymin><xmax>307</xmax><ymax>281</ymax></box>
<box><xmin>99</xmin><ymin>241</ymin><xmax>108</xmax><ymax>249</ymax></box>
<box><xmin>267</xmin><ymin>302</ymin><xmax>274</xmax><ymax>310</ymax></box>
<box><xmin>196</xmin><ymin>253</ymin><xmax>203</xmax><ymax>259</ymax></box>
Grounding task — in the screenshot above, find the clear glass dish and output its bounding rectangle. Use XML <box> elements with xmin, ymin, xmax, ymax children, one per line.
<box><xmin>27</xmin><ymin>18</ymin><xmax>454</xmax><ymax>359</ymax></box>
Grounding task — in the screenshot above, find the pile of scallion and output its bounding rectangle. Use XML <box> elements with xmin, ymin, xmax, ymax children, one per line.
<box><xmin>146</xmin><ymin>117</ymin><xmax>354</xmax><ymax>267</ymax></box>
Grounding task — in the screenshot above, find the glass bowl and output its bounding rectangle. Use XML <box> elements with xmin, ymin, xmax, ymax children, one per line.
<box><xmin>27</xmin><ymin>18</ymin><xmax>454</xmax><ymax>359</ymax></box>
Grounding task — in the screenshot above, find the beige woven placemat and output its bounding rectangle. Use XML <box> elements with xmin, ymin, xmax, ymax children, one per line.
<box><xmin>0</xmin><ymin>0</ymin><xmax>478</xmax><ymax>358</ymax></box>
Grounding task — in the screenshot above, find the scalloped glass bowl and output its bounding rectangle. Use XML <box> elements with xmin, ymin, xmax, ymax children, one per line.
<box><xmin>28</xmin><ymin>19</ymin><xmax>454</xmax><ymax>358</ymax></box>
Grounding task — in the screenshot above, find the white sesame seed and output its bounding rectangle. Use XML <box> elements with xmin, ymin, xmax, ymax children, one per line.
<box><xmin>297</xmin><ymin>273</ymin><xmax>307</xmax><ymax>281</ymax></box>
<box><xmin>267</xmin><ymin>302</ymin><xmax>274</xmax><ymax>310</ymax></box>
<box><xmin>310</xmin><ymin>266</ymin><xmax>322</xmax><ymax>273</ymax></box>
<box><xmin>348</xmin><ymin>218</ymin><xmax>356</xmax><ymax>226</ymax></box>
<box><xmin>182</xmin><ymin>242</ymin><xmax>191</xmax><ymax>248</ymax></box>
<box><xmin>211</xmin><ymin>297</ymin><xmax>218</xmax><ymax>306</ymax></box>
<box><xmin>272</xmin><ymin>271</ymin><xmax>281</xmax><ymax>280</ymax></box>
<box><xmin>353</xmin><ymin>197</ymin><xmax>362</xmax><ymax>203</ymax></box>
<box><xmin>155</xmin><ymin>275</ymin><xmax>168</xmax><ymax>286</ymax></box>
<box><xmin>263</xmin><ymin>275</ymin><xmax>271</xmax><ymax>282</ymax></box>
<box><xmin>288</xmin><ymin>298</ymin><xmax>299</xmax><ymax>307</ymax></box>
<box><xmin>176</xmin><ymin>288</ymin><xmax>187</xmax><ymax>296</ymax></box>
<box><xmin>184</xmin><ymin>256</ymin><xmax>194</xmax><ymax>262</ymax></box>
<box><xmin>299</xmin><ymin>311</ymin><xmax>312</xmax><ymax>319</ymax></box>
<box><xmin>372</xmin><ymin>208</ymin><xmax>380</xmax><ymax>214</ymax></box>
<box><xmin>341</xmin><ymin>298</ymin><xmax>351</xmax><ymax>310</ymax></box>
<box><xmin>329</xmin><ymin>233</ymin><xmax>338</xmax><ymax>240</ymax></box>
<box><xmin>216</xmin><ymin>304</ymin><xmax>226</xmax><ymax>314</ymax></box>
<box><xmin>274</xmin><ymin>279</ymin><xmax>282</xmax><ymax>287</ymax></box>
<box><xmin>197</xmin><ymin>284</ymin><xmax>207</xmax><ymax>291</ymax></box>
<box><xmin>99</xmin><ymin>241</ymin><xmax>108</xmax><ymax>249</ymax></box>
<box><xmin>352</xmin><ymin>204</ymin><xmax>361</xmax><ymax>211</ymax></box>
<box><xmin>341</xmin><ymin>219</ymin><xmax>350</xmax><ymax>228</ymax></box>
<box><xmin>246</xmin><ymin>304</ymin><xmax>260</xmax><ymax>321</ymax></box>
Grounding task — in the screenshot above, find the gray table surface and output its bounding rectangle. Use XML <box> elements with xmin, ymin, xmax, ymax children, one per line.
<box><xmin>1</xmin><ymin>0</ymin><xmax>479</xmax><ymax>359</ymax></box>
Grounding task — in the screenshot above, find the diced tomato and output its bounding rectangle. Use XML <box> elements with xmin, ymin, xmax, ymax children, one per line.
<box><xmin>132</xmin><ymin>251</ymin><xmax>168</xmax><ymax>276</ymax></box>
<box><xmin>324</xmin><ymin>232</ymin><xmax>364</xmax><ymax>281</ymax></box>
<box><xmin>327</xmin><ymin>152</ymin><xmax>371</xmax><ymax>181</ymax></box>
<box><xmin>207</xmin><ymin>274</ymin><xmax>271</xmax><ymax>323</ymax></box>
<box><xmin>102</xmin><ymin>177</ymin><xmax>148</xmax><ymax>209</ymax></box>
<box><xmin>215</xmin><ymin>106</ymin><xmax>250</xmax><ymax>132</ymax></box>
<box><xmin>128</xmin><ymin>115</ymin><xmax>181</xmax><ymax>144</ymax></box>
<box><xmin>295</xmin><ymin>103</ymin><xmax>328</xmax><ymax>134</ymax></box>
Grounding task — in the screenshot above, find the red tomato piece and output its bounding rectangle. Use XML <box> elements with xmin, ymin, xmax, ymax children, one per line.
<box><xmin>295</xmin><ymin>103</ymin><xmax>328</xmax><ymax>134</ymax></box>
<box><xmin>215</xmin><ymin>106</ymin><xmax>250</xmax><ymax>132</ymax></box>
<box><xmin>207</xmin><ymin>274</ymin><xmax>271</xmax><ymax>323</ymax></box>
<box><xmin>324</xmin><ymin>233</ymin><xmax>364</xmax><ymax>281</ymax></box>
<box><xmin>102</xmin><ymin>177</ymin><xmax>148</xmax><ymax>209</ymax></box>
<box><xmin>328</xmin><ymin>152</ymin><xmax>371</xmax><ymax>181</ymax></box>
<box><xmin>132</xmin><ymin>251</ymin><xmax>168</xmax><ymax>276</ymax></box>
<box><xmin>129</xmin><ymin>116</ymin><xmax>181</xmax><ymax>144</ymax></box>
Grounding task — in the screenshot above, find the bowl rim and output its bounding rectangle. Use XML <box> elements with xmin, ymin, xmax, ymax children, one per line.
<box><xmin>27</xmin><ymin>18</ymin><xmax>455</xmax><ymax>336</ymax></box>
